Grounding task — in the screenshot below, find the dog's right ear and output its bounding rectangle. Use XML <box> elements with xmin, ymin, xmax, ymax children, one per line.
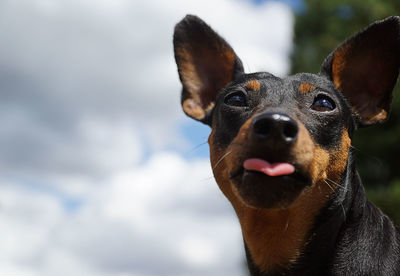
<box><xmin>320</xmin><ymin>16</ymin><xmax>400</xmax><ymax>126</ymax></box>
<box><xmin>173</xmin><ymin>15</ymin><xmax>244</xmax><ymax>125</ymax></box>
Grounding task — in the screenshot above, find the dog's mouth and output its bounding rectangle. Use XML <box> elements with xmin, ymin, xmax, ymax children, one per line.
<box><xmin>229</xmin><ymin>158</ymin><xmax>311</xmax><ymax>209</ymax></box>
<box><xmin>243</xmin><ymin>158</ymin><xmax>296</xmax><ymax>176</ymax></box>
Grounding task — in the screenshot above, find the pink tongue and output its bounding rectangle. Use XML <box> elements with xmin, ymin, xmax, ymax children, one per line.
<box><xmin>243</xmin><ymin>158</ymin><xmax>295</xmax><ymax>177</ymax></box>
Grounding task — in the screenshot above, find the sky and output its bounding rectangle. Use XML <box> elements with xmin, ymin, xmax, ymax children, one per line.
<box><xmin>0</xmin><ymin>0</ymin><xmax>294</xmax><ymax>275</ymax></box>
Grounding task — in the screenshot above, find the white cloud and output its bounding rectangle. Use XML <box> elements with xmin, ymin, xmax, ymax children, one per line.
<box><xmin>0</xmin><ymin>0</ymin><xmax>293</xmax><ymax>275</ymax></box>
<box><xmin>0</xmin><ymin>0</ymin><xmax>293</xmax><ymax>171</ymax></box>
<box><xmin>0</xmin><ymin>153</ymin><xmax>245</xmax><ymax>276</ymax></box>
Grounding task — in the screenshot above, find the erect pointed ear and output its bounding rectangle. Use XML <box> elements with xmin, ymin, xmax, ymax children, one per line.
<box><xmin>320</xmin><ymin>16</ymin><xmax>400</xmax><ymax>126</ymax></box>
<box><xmin>173</xmin><ymin>15</ymin><xmax>244</xmax><ymax>125</ymax></box>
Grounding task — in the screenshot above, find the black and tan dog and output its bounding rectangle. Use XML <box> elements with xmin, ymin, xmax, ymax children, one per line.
<box><xmin>173</xmin><ymin>15</ymin><xmax>400</xmax><ymax>275</ymax></box>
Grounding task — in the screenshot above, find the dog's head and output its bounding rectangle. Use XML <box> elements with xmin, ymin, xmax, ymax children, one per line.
<box><xmin>173</xmin><ymin>15</ymin><xmax>400</xmax><ymax>210</ymax></box>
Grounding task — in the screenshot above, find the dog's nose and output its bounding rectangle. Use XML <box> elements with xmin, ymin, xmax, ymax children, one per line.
<box><xmin>252</xmin><ymin>112</ymin><xmax>298</xmax><ymax>144</ymax></box>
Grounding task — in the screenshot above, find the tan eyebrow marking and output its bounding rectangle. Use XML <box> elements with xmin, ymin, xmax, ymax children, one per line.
<box><xmin>246</xmin><ymin>80</ymin><xmax>261</xmax><ymax>91</ymax></box>
<box><xmin>299</xmin><ymin>82</ymin><xmax>316</xmax><ymax>94</ymax></box>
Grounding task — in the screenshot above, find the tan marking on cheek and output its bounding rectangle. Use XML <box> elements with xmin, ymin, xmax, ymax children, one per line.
<box><xmin>246</xmin><ymin>80</ymin><xmax>261</xmax><ymax>91</ymax></box>
<box><xmin>326</xmin><ymin>130</ymin><xmax>351</xmax><ymax>183</ymax></box>
<box><xmin>209</xmin><ymin>117</ymin><xmax>258</xmax><ymax>212</ymax></box>
<box><xmin>310</xmin><ymin>146</ymin><xmax>330</xmax><ymax>181</ymax></box>
<box><xmin>309</xmin><ymin>129</ymin><xmax>351</xmax><ymax>201</ymax></box>
<box><xmin>298</xmin><ymin>82</ymin><xmax>316</xmax><ymax>94</ymax></box>
<box><xmin>292</xmin><ymin>123</ymin><xmax>315</xmax><ymax>166</ymax></box>
<box><xmin>208</xmin><ymin>128</ymin><xmax>240</xmax><ymax>203</ymax></box>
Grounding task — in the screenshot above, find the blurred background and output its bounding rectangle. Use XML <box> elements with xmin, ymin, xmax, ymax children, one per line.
<box><xmin>0</xmin><ymin>0</ymin><xmax>399</xmax><ymax>275</ymax></box>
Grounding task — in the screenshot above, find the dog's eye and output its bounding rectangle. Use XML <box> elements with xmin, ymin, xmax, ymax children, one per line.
<box><xmin>224</xmin><ymin>92</ymin><xmax>247</xmax><ymax>107</ymax></box>
<box><xmin>311</xmin><ymin>95</ymin><xmax>336</xmax><ymax>111</ymax></box>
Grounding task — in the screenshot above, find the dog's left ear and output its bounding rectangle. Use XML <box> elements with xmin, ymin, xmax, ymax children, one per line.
<box><xmin>173</xmin><ymin>15</ymin><xmax>244</xmax><ymax>125</ymax></box>
<box><xmin>320</xmin><ymin>16</ymin><xmax>400</xmax><ymax>126</ymax></box>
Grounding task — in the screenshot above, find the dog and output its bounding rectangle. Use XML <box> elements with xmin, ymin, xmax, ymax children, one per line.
<box><xmin>173</xmin><ymin>15</ymin><xmax>400</xmax><ymax>275</ymax></box>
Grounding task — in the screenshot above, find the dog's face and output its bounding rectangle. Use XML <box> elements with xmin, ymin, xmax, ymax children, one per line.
<box><xmin>208</xmin><ymin>72</ymin><xmax>353</xmax><ymax>209</ymax></box>
<box><xmin>174</xmin><ymin>15</ymin><xmax>400</xmax><ymax>210</ymax></box>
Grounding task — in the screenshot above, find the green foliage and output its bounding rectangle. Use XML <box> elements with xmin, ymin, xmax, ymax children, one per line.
<box><xmin>292</xmin><ymin>0</ymin><xmax>400</xmax><ymax>74</ymax></box>
<box><xmin>291</xmin><ymin>0</ymin><xmax>400</xmax><ymax>221</ymax></box>
<box><xmin>366</xmin><ymin>180</ymin><xmax>400</xmax><ymax>224</ymax></box>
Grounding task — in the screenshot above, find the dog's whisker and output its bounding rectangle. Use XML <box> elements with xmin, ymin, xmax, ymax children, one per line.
<box><xmin>325</xmin><ymin>177</ymin><xmax>346</xmax><ymax>189</ymax></box>
<box><xmin>201</xmin><ymin>176</ymin><xmax>214</xmax><ymax>182</ymax></box>
<box><xmin>323</xmin><ymin>179</ymin><xmax>347</xmax><ymax>220</ymax></box>
<box><xmin>212</xmin><ymin>150</ymin><xmax>232</xmax><ymax>170</ymax></box>
<box><xmin>340</xmin><ymin>202</ymin><xmax>347</xmax><ymax>221</ymax></box>
<box><xmin>323</xmin><ymin>179</ymin><xmax>335</xmax><ymax>193</ymax></box>
<box><xmin>192</xmin><ymin>141</ymin><xmax>208</xmax><ymax>150</ymax></box>
<box><xmin>349</xmin><ymin>145</ymin><xmax>359</xmax><ymax>151</ymax></box>
<box><xmin>284</xmin><ymin>217</ymin><xmax>290</xmax><ymax>232</ymax></box>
